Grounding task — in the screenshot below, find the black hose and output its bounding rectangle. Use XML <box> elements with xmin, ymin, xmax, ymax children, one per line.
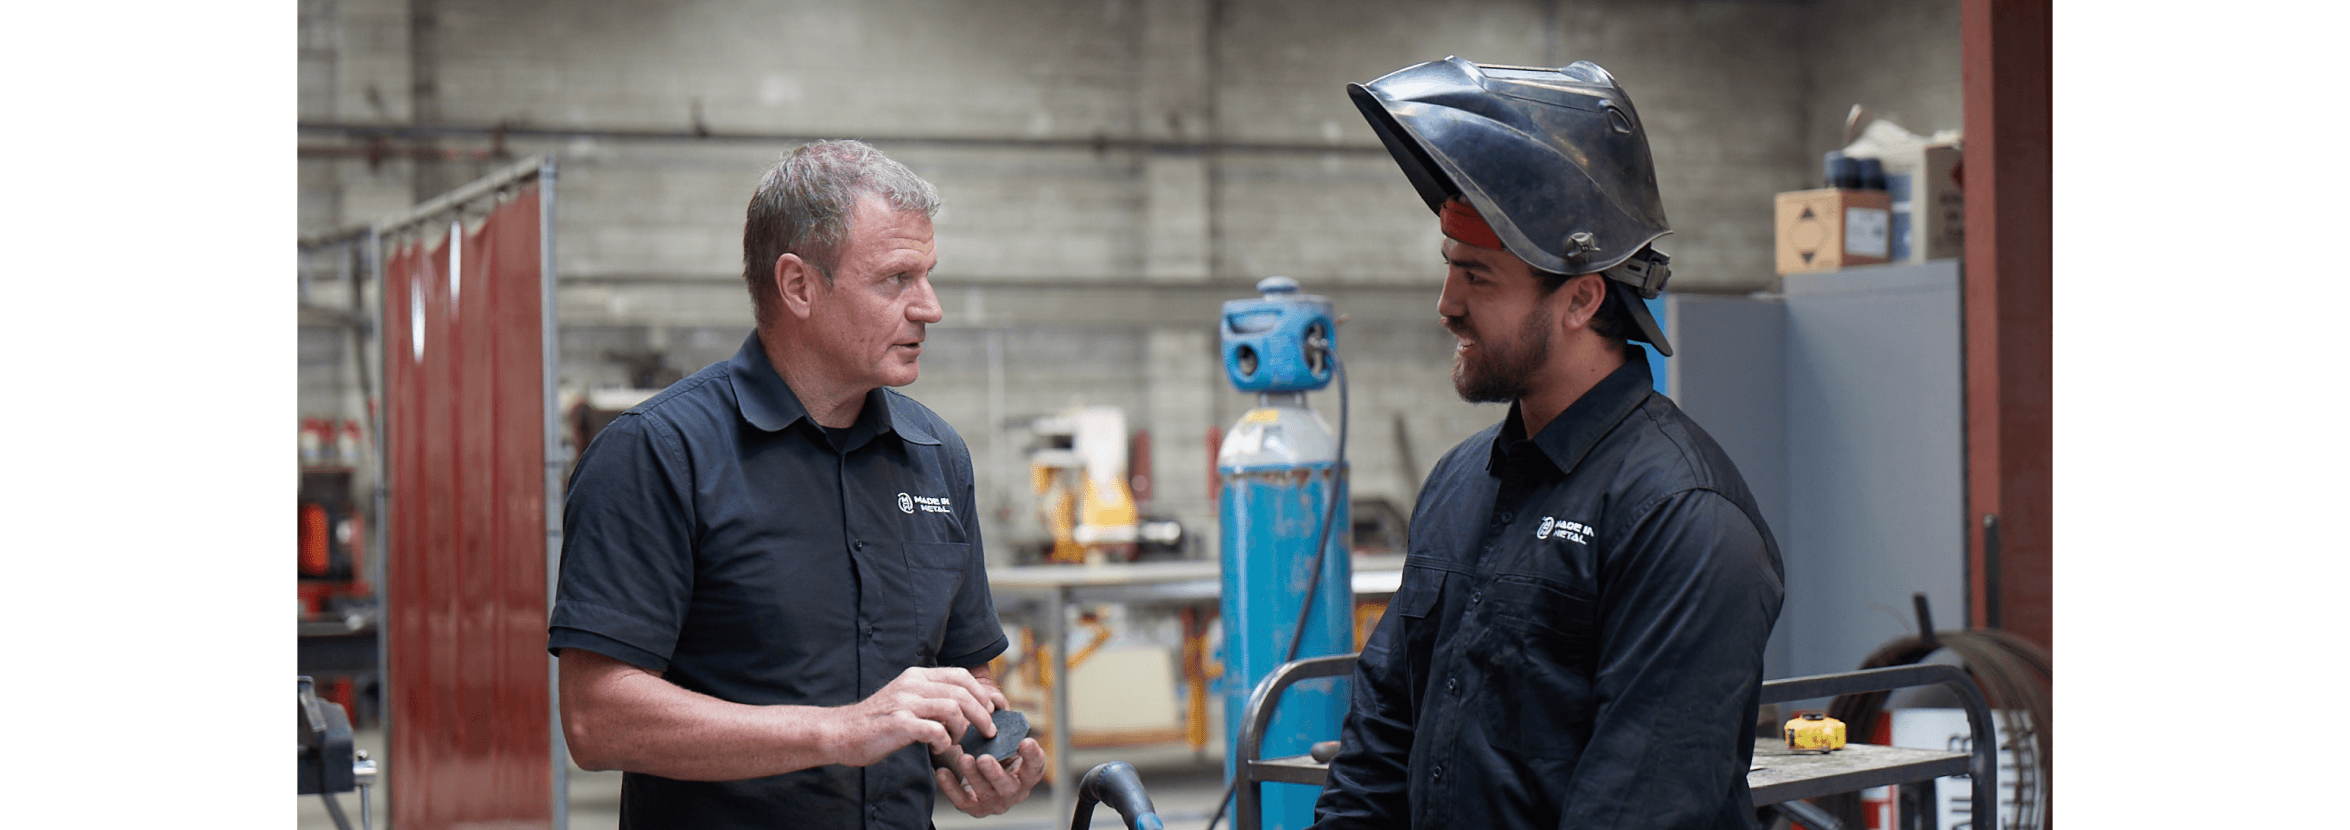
<box><xmin>1071</xmin><ymin>761</ymin><xmax>1166</xmax><ymax>830</ymax></box>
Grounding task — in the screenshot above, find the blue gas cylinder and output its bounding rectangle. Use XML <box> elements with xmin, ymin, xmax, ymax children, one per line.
<box><xmin>1215</xmin><ymin>278</ymin><xmax>1351</xmax><ymax>830</ymax></box>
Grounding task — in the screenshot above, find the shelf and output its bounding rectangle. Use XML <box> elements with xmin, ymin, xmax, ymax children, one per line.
<box><xmin>1243</xmin><ymin>739</ymin><xmax>1969</xmax><ymax>807</ymax></box>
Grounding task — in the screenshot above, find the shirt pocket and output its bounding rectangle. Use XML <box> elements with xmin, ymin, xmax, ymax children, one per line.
<box><xmin>1476</xmin><ymin>574</ymin><xmax>1601</xmax><ymax>759</ymax></box>
<box><xmin>1371</xmin><ymin>562</ymin><xmax>1446</xmax><ymax>657</ymax></box>
<box><xmin>904</xmin><ymin>541</ymin><xmax>970</xmax><ymax>659</ymax></box>
<box><xmin>1390</xmin><ymin>563</ymin><xmax>1446</xmax><ymax>619</ymax></box>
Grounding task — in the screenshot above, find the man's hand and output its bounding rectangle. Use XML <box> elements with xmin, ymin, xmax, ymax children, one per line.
<box><xmin>934</xmin><ymin>737</ymin><xmax>1047</xmax><ymax>817</ymax></box>
<box><xmin>829</xmin><ymin>666</ymin><xmax>1003</xmax><ymax>768</ymax></box>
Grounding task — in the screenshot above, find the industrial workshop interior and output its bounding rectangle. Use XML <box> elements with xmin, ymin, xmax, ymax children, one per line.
<box><xmin>246</xmin><ymin>0</ymin><xmax>2313</xmax><ymax>828</ymax></box>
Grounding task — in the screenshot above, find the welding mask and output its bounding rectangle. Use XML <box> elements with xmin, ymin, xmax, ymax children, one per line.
<box><xmin>1350</xmin><ymin>56</ymin><xmax>1677</xmax><ymax>355</ymax></box>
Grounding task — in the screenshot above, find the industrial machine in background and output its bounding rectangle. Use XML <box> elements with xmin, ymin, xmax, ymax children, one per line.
<box><xmin>299</xmin><ymin>417</ymin><xmax>379</xmax><ymax>730</ymax></box>
<box><xmin>298</xmin><ymin>417</ymin><xmax>373</xmax><ymax>617</ymax></box>
<box><xmin>1214</xmin><ymin>276</ymin><xmax>1351</xmax><ymax>830</ymax></box>
<box><xmin>1025</xmin><ymin>406</ymin><xmax>1184</xmax><ymax>564</ymax></box>
<box><xmin>300</xmin><ymin>675</ymin><xmax>379</xmax><ymax>830</ymax></box>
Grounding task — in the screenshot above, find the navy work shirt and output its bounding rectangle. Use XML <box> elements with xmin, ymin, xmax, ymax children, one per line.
<box><xmin>1313</xmin><ymin>354</ymin><xmax>1785</xmax><ymax>830</ymax></box>
<box><xmin>549</xmin><ymin>332</ymin><xmax>1007</xmax><ymax>829</ymax></box>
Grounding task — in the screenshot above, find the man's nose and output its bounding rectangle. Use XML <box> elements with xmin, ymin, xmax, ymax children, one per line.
<box><xmin>1436</xmin><ymin>270</ymin><xmax>1466</xmax><ymax>319</ymax></box>
<box><xmin>907</xmin><ymin>275</ymin><xmax>944</xmax><ymax>324</ymax></box>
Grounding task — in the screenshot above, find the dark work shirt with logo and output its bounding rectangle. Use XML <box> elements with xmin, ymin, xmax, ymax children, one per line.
<box><xmin>549</xmin><ymin>332</ymin><xmax>1006</xmax><ymax>830</ymax></box>
<box><xmin>1312</xmin><ymin>355</ymin><xmax>1785</xmax><ymax>830</ymax></box>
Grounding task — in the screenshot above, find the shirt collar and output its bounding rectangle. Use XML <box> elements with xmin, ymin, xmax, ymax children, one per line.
<box><xmin>1487</xmin><ymin>353</ymin><xmax>1655</xmax><ymax>478</ymax></box>
<box><xmin>726</xmin><ymin>332</ymin><xmax>934</xmax><ymax>448</ymax></box>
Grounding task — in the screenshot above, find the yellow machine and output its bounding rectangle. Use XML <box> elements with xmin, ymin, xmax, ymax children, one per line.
<box><xmin>1029</xmin><ymin>407</ymin><xmax>1141</xmax><ymax>564</ymax></box>
<box><xmin>1784</xmin><ymin>712</ymin><xmax>1848</xmax><ymax>752</ymax></box>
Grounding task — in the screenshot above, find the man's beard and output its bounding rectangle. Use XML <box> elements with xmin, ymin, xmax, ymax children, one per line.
<box><xmin>1448</xmin><ymin>304</ymin><xmax>1552</xmax><ymax>404</ymax></box>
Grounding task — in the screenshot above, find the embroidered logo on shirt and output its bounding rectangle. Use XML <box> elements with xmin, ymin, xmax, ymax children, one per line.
<box><xmin>1539</xmin><ymin>517</ymin><xmax>1593</xmax><ymax>545</ymax></box>
<box><xmin>900</xmin><ymin>493</ymin><xmax>953</xmax><ymax>515</ymax></box>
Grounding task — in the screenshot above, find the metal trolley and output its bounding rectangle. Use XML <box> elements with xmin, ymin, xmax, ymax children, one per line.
<box><xmin>1234</xmin><ymin>656</ymin><xmax>1999</xmax><ymax>830</ymax></box>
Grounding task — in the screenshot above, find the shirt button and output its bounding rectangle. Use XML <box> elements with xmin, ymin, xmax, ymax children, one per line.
<box><xmin>1431</xmin><ymin>764</ymin><xmax>1442</xmax><ymax>780</ymax></box>
<box><xmin>1470</xmin><ymin>591</ymin><xmax>1482</xmax><ymax>604</ymax></box>
<box><xmin>852</xmin><ymin>539</ymin><xmax>866</xmax><ymax>551</ymax></box>
<box><xmin>1499</xmin><ymin>511</ymin><xmax>1514</xmax><ymax>523</ymax></box>
<box><xmin>1446</xmin><ymin>677</ymin><xmax>1459</xmax><ymax>693</ymax></box>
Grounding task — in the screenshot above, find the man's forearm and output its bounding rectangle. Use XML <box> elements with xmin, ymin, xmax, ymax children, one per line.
<box><xmin>560</xmin><ymin>649</ymin><xmax>845</xmax><ymax>780</ymax></box>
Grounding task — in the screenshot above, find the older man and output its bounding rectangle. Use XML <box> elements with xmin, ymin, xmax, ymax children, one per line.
<box><xmin>1311</xmin><ymin>59</ymin><xmax>1786</xmax><ymax>829</ymax></box>
<box><xmin>549</xmin><ymin>140</ymin><xmax>1045</xmax><ymax>827</ymax></box>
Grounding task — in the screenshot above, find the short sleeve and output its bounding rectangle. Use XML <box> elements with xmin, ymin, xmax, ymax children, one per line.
<box><xmin>547</xmin><ymin>413</ymin><xmax>698</xmax><ymax>672</ymax></box>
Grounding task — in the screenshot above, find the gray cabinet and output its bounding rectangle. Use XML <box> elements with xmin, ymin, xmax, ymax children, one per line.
<box><xmin>1668</xmin><ymin>261</ymin><xmax>1965</xmax><ymax>682</ymax></box>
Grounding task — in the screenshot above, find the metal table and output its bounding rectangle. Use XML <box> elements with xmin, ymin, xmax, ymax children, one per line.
<box><xmin>1235</xmin><ymin>658</ymin><xmax>1996</xmax><ymax>830</ymax></box>
<box><xmin>987</xmin><ymin>554</ymin><xmax>1406</xmax><ymax>825</ymax></box>
<box><xmin>297</xmin><ymin>617</ymin><xmax>379</xmax><ymax>677</ymax></box>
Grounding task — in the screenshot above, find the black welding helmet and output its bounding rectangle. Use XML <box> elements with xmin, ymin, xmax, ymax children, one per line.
<box><xmin>1350</xmin><ymin>56</ymin><xmax>1676</xmax><ymax>355</ymax></box>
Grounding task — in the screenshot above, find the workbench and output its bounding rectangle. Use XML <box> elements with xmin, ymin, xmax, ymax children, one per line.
<box><xmin>1235</xmin><ymin>658</ymin><xmax>1996</xmax><ymax>830</ymax></box>
<box><xmin>987</xmin><ymin>554</ymin><xmax>1406</xmax><ymax>826</ymax></box>
<box><xmin>297</xmin><ymin>614</ymin><xmax>381</xmax><ymax>730</ymax></box>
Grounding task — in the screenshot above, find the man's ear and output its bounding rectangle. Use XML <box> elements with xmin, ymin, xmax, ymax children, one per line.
<box><xmin>1559</xmin><ymin>273</ymin><xmax>1609</xmax><ymax>331</ymax></box>
<box><xmin>774</xmin><ymin>253</ymin><xmax>818</xmax><ymax>321</ymax></box>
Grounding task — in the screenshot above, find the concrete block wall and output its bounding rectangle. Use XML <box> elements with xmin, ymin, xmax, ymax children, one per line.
<box><xmin>297</xmin><ymin>0</ymin><xmax>1964</xmax><ymax>563</ymax></box>
<box><xmin>1802</xmin><ymin>0</ymin><xmax>1965</xmax><ymax>166</ymax></box>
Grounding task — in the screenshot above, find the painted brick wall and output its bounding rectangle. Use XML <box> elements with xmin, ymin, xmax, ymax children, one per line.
<box><xmin>298</xmin><ymin>0</ymin><xmax>1964</xmax><ymax>561</ymax></box>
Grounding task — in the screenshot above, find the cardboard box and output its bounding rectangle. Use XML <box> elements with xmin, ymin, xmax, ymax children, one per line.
<box><xmin>1884</xmin><ymin>142</ymin><xmax>1965</xmax><ymax>263</ymax></box>
<box><xmin>1775</xmin><ymin>188</ymin><xmax>1893</xmax><ymax>275</ymax></box>
<box><xmin>1910</xmin><ymin>142</ymin><xmax>1964</xmax><ymax>262</ymax></box>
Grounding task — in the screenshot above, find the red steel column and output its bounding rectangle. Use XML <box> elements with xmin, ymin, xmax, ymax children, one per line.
<box><xmin>1961</xmin><ymin>0</ymin><xmax>2052</xmax><ymax>650</ymax></box>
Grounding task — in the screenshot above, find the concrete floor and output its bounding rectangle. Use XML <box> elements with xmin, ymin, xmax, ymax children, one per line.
<box><xmin>298</xmin><ymin>729</ymin><xmax>1238</xmax><ymax>830</ymax></box>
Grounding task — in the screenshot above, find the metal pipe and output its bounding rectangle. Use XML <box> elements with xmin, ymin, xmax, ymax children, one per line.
<box><xmin>299</xmin><ymin>143</ymin><xmax>510</xmax><ymax>163</ymax></box>
<box><xmin>1981</xmin><ymin>514</ymin><xmax>2002</xmax><ymax>629</ymax></box>
<box><xmin>539</xmin><ymin>156</ymin><xmax>570</xmax><ymax>830</ymax></box>
<box><xmin>367</xmin><ymin>222</ymin><xmax>395</xmax><ymax>830</ymax></box>
<box><xmin>1044</xmin><ymin>589</ymin><xmax>1073</xmax><ymax>828</ymax></box>
<box><xmin>298</xmin><ymin>120</ymin><xmax>1388</xmax><ymax>158</ymax></box>
<box><xmin>298</xmin><ymin>224</ymin><xmax>374</xmax><ymax>255</ymax></box>
<box><xmin>374</xmin><ymin>154</ymin><xmax>550</xmax><ymax>237</ymax></box>
<box><xmin>1231</xmin><ymin>654</ymin><xmax>1357</xmax><ymax>830</ymax></box>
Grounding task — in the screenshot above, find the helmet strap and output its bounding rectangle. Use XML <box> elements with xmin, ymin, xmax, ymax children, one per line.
<box><xmin>1602</xmin><ymin>247</ymin><xmax>1672</xmax><ymax>298</ymax></box>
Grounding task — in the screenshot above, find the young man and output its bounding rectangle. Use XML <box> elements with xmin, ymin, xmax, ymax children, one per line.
<box><xmin>1312</xmin><ymin>58</ymin><xmax>1787</xmax><ymax>830</ymax></box>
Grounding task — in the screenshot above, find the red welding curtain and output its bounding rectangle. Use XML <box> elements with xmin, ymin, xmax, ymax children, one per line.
<box><xmin>383</xmin><ymin>188</ymin><xmax>553</xmax><ymax>827</ymax></box>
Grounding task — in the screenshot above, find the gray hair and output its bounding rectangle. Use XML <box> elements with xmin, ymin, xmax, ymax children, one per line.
<box><xmin>741</xmin><ymin>140</ymin><xmax>943</xmax><ymax>325</ymax></box>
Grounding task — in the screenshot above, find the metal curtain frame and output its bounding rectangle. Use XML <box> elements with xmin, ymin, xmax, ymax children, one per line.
<box><xmin>369</xmin><ymin>153</ymin><xmax>566</xmax><ymax>829</ymax></box>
